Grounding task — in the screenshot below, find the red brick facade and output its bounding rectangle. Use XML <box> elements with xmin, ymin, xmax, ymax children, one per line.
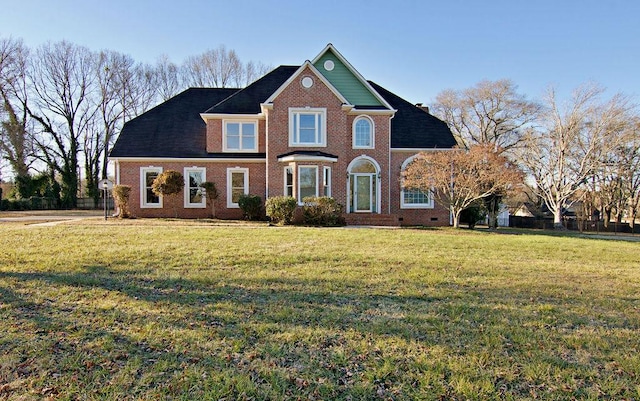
<box><xmin>113</xmin><ymin>57</ymin><xmax>452</xmax><ymax>225</ymax></box>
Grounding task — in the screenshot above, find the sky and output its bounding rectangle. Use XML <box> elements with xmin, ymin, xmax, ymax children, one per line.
<box><xmin>1</xmin><ymin>0</ymin><xmax>639</xmax><ymax>106</ymax></box>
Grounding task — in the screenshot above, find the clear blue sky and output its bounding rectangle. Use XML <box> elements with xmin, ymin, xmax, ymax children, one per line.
<box><xmin>1</xmin><ymin>0</ymin><xmax>638</xmax><ymax>105</ymax></box>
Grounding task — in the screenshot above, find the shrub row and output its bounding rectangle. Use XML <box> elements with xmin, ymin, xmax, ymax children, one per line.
<box><xmin>241</xmin><ymin>194</ymin><xmax>345</xmax><ymax>226</ymax></box>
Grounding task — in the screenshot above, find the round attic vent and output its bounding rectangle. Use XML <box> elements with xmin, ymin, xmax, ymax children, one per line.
<box><xmin>301</xmin><ymin>76</ymin><xmax>314</xmax><ymax>88</ymax></box>
<box><xmin>324</xmin><ymin>60</ymin><xmax>335</xmax><ymax>71</ymax></box>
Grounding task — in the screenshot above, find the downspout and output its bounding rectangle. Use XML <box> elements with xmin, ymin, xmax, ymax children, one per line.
<box><xmin>388</xmin><ymin>113</ymin><xmax>395</xmax><ymax>215</ymax></box>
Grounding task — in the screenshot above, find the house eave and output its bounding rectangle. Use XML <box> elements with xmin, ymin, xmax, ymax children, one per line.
<box><xmin>277</xmin><ymin>155</ymin><xmax>338</xmax><ymax>163</ymax></box>
<box><xmin>200</xmin><ymin>113</ymin><xmax>265</xmax><ymax>121</ymax></box>
<box><xmin>109</xmin><ymin>156</ymin><xmax>267</xmax><ymax>163</ymax></box>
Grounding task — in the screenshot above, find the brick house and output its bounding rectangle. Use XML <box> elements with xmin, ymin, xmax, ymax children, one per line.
<box><xmin>109</xmin><ymin>44</ymin><xmax>456</xmax><ymax>226</ymax></box>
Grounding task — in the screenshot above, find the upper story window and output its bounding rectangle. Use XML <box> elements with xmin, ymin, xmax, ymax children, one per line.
<box><xmin>289</xmin><ymin>108</ymin><xmax>326</xmax><ymax>147</ymax></box>
<box><xmin>353</xmin><ymin>116</ymin><xmax>374</xmax><ymax>149</ymax></box>
<box><xmin>224</xmin><ymin>121</ymin><xmax>257</xmax><ymax>152</ymax></box>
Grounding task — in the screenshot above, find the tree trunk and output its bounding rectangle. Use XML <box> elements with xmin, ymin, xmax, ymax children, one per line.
<box><xmin>603</xmin><ymin>208</ymin><xmax>612</xmax><ymax>228</ymax></box>
<box><xmin>553</xmin><ymin>208</ymin><xmax>565</xmax><ymax>230</ymax></box>
<box><xmin>452</xmin><ymin>209</ymin><xmax>461</xmax><ymax>228</ymax></box>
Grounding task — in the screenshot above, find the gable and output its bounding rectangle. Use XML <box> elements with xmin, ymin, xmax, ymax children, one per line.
<box><xmin>313</xmin><ymin>47</ymin><xmax>387</xmax><ymax>108</ymax></box>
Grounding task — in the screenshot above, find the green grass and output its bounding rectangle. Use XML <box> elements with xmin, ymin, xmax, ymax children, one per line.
<box><xmin>1</xmin><ymin>222</ymin><xmax>639</xmax><ymax>400</ymax></box>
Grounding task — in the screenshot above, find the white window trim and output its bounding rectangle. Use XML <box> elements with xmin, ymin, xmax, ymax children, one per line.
<box><xmin>401</xmin><ymin>188</ymin><xmax>434</xmax><ymax>209</ymax></box>
<box><xmin>352</xmin><ymin>115</ymin><xmax>375</xmax><ymax>149</ymax></box>
<box><xmin>298</xmin><ymin>165</ymin><xmax>318</xmax><ymax>204</ymax></box>
<box><xmin>284</xmin><ymin>166</ymin><xmax>294</xmax><ymax>197</ymax></box>
<box><xmin>400</xmin><ymin>155</ymin><xmax>434</xmax><ymax>209</ymax></box>
<box><xmin>289</xmin><ymin>107</ymin><xmax>327</xmax><ymax>147</ymax></box>
<box><xmin>323</xmin><ymin>166</ymin><xmax>332</xmax><ymax>197</ymax></box>
<box><xmin>223</xmin><ymin>120</ymin><xmax>258</xmax><ymax>152</ymax></box>
<box><xmin>227</xmin><ymin>167</ymin><xmax>249</xmax><ymax>208</ymax></box>
<box><xmin>184</xmin><ymin>167</ymin><xmax>206</xmax><ymax>208</ymax></box>
<box><xmin>140</xmin><ymin>166</ymin><xmax>163</xmax><ymax>208</ymax></box>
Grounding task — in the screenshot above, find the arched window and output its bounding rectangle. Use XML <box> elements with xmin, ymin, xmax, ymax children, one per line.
<box><xmin>353</xmin><ymin>116</ymin><xmax>374</xmax><ymax>148</ymax></box>
<box><xmin>400</xmin><ymin>155</ymin><xmax>434</xmax><ymax>209</ymax></box>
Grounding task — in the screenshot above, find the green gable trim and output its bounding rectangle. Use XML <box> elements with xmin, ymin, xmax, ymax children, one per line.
<box><xmin>314</xmin><ymin>50</ymin><xmax>384</xmax><ymax>107</ymax></box>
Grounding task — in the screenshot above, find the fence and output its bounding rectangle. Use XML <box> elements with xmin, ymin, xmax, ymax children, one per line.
<box><xmin>509</xmin><ymin>216</ymin><xmax>640</xmax><ymax>234</ymax></box>
<box><xmin>1</xmin><ymin>196</ymin><xmax>114</xmax><ymax>211</ymax></box>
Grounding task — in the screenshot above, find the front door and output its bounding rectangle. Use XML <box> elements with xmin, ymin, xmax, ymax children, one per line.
<box><xmin>353</xmin><ymin>174</ymin><xmax>373</xmax><ymax>212</ymax></box>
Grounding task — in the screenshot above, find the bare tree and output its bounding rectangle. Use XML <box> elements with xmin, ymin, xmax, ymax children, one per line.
<box><xmin>181</xmin><ymin>45</ymin><xmax>241</xmax><ymax>88</ymax></box>
<box><xmin>620</xmin><ymin>118</ymin><xmax>640</xmax><ymax>229</ymax></box>
<box><xmin>518</xmin><ymin>84</ymin><xmax>633</xmax><ymax>229</ymax></box>
<box><xmin>26</xmin><ymin>41</ymin><xmax>97</xmax><ymax>208</ymax></box>
<box><xmin>0</xmin><ymin>37</ymin><xmax>32</xmax><ymax>178</ymax></box>
<box><xmin>402</xmin><ymin>145</ymin><xmax>523</xmax><ymax>228</ymax></box>
<box><xmin>432</xmin><ymin>79</ymin><xmax>540</xmax><ymax>152</ymax></box>
<box><xmin>181</xmin><ymin>45</ymin><xmax>271</xmax><ymax>89</ymax></box>
<box><xmin>154</xmin><ymin>54</ymin><xmax>182</xmax><ymax>101</ymax></box>
<box><xmin>239</xmin><ymin>60</ymin><xmax>272</xmax><ymax>87</ymax></box>
<box><xmin>431</xmin><ymin>79</ymin><xmax>539</xmax><ymax>228</ymax></box>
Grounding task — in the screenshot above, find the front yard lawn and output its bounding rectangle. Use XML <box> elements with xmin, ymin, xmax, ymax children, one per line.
<box><xmin>1</xmin><ymin>223</ymin><xmax>639</xmax><ymax>400</ymax></box>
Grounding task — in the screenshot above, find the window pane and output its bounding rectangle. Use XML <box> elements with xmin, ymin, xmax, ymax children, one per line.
<box><xmin>351</xmin><ymin>160</ymin><xmax>376</xmax><ymax>173</ymax></box>
<box><xmin>146</xmin><ymin>172</ymin><xmax>158</xmax><ymax>187</ymax></box>
<box><xmin>147</xmin><ymin>188</ymin><xmax>159</xmax><ymax>204</ymax></box>
<box><xmin>355</xmin><ymin>119</ymin><xmax>371</xmax><ymax>147</ymax></box>
<box><xmin>226</xmin><ymin>123</ymin><xmax>240</xmax><ymax>135</ymax></box>
<box><xmin>189</xmin><ymin>172</ymin><xmax>202</xmax><ymax>187</ymax></box>
<box><xmin>299</xmin><ymin>167</ymin><xmax>317</xmax><ymax>200</ymax></box>
<box><xmin>242</xmin><ymin>136</ymin><xmax>255</xmax><ymax>150</ymax></box>
<box><xmin>231</xmin><ymin>188</ymin><xmax>244</xmax><ymax>203</ymax></box>
<box><xmin>242</xmin><ymin>123</ymin><xmax>255</xmax><ymax>137</ymax></box>
<box><xmin>232</xmin><ymin>172</ymin><xmax>244</xmax><ymax>188</ymax></box>
<box><xmin>190</xmin><ymin>188</ymin><xmax>202</xmax><ymax>203</ymax></box>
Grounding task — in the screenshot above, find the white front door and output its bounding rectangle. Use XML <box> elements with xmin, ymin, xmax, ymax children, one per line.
<box><xmin>353</xmin><ymin>174</ymin><xmax>373</xmax><ymax>212</ymax></box>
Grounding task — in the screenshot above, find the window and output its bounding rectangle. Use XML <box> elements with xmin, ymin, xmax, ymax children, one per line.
<box><xmin>401</xmin><ymin>188</ymin><xmax>434</xmax><ymax>208</ymax></box>
<box><xmin>224</xmin><ymin>121</ymin><xmax>257</xmax><ymax>152</ymax></box>
<box><xmin>184</xmin><ymin>167</ymin><xmax>206</xmax><ymax>208</ymax></box>
<box><xmin>284</xmin><ymin>166</ymin><xmax>293</xmax><ymax>197</ymax></box>
<box><xmin>227</xmin><ymin>168</ymin><xmax>249</xmax><ymax>208</ymax></box>
<box><xmin>323</xmin><ymin>166</ymin><xmax>331</xmax><ymax>197</ymax></box>
<box><xmin>289</xmin><ymin>108</ymin><xmax>326</xmax><ymax>146</ymax></box>
<box><xmin>140</xmin><ymin>167</ymin><xmax>162</xmax><ymax>208</ymax></box>
<box><xmin>353</xmin><ymin>116</ymin><xmax>374</xmax><ymax>148</ymax></box>
<box><xmin>298</xmin><ymin>166</ymin><xmax>318</xmax><ymax>203</ymax></box>
<box><xmin>400</xmin><ymin>155</ymin><xmax>434</xmax><ymax>209</ymax></box>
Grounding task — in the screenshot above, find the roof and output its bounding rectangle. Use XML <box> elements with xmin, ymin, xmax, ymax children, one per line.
<box><xmin>110</xmin><ymin>88</ymin><xmax>239</xmax><ymax>158</ymax></box>
<box><xmin>111</xmin><ymin>54</ymin><xmax>457</xmax><ymax>159</ymax></box>
<box><xmin>204</xmin><ymin>66</ymin><xmax>299</xmax><ymax>114</ymax></box>
<box><xmin>369</xmin><ymin>81</ymin><xmax>457</xmax><ymax>149</ymax></box>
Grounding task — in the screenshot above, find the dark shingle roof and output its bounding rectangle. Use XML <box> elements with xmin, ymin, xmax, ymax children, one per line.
<box><xmin>369</xmin><ymin>81</ymin><xmax>457</xmax><ymax>149</ymax></box>
<box><xmin>205</xmin><ymin>66</ymin><xmax>299</xmax><ymax>114</ymax></box>
<box><xmin>277</xmin><ymin>150</ymin><xmax>339</xmax><ymax>159</ymax></box>
<box><xmin>110</xmin><ymin>88</ymin><xmax>239</xmax><ymax>158</ymax></box>
<box><xmin>111</xmin><ymin>67</ymin><xmax>457</xmax><ymax>160</ymax></box>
